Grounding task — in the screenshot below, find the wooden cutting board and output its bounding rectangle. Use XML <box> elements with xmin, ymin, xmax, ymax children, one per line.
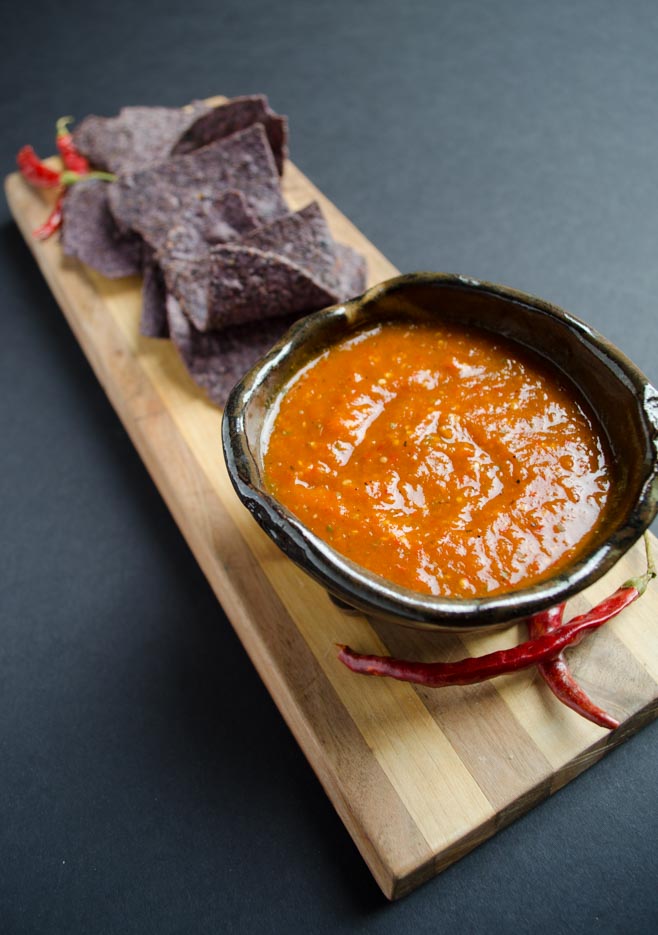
<box><xmin>5</xmin><ymin>152</ymin><xmax>658</xmax><ymax>900</ymax></box>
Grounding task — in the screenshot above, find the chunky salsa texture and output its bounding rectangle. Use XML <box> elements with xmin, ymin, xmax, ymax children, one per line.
<box><xmin>262</xmin><ymin>320</ymin><xmax>611</xmax><ymax>598</ymax></box>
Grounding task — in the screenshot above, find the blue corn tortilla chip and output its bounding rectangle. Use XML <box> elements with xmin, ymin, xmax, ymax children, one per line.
<box><xmin>241</xmin><ymin>201</ymin><xmax>366</xmax><ymax>297</ymax></box>
<box><xmin>196</xmin><ymin>204</ymin><xmax>367</xmax><ymax>332</ymax></box>
<box><xmin>161</xmin><ymin>254</ymin><xmax>210</xmax><ymax>333</ymax></box>
<box><xmin>140</xmin><ymin>250</ymin><xmax>169</xmax><ymax>338</ymax></box>
<box><xmin>72</xmin><ymin>101</ymin><xmax>210</xmax><ymax>174</ymax></box>
<box><xmin>326</xmin><ymin>242</ymin><xmax>368</xmax><ymax>301</ymax></box>
<box><xmin>60</xmin><ymin>180</ymin><xmax>143</xmax><ymax>278</ymax></box>
<box><xmin>65</xmin><ymin>98</ymin><xmax>369</xmax><ymax>411</ymax></box>
<box><xmin>241</xmin><ymin>201</ymin><xmax>334</xmax><ymax>281</ymax></box>
<box><xmin>166</xmin><ymin>293</ymin><xmax>300</xmax><ymax>407</ymax></box>
<box><xmin>108</xmin><ymin>125</ymin><xmax>287</xmax><ymax>252</ymax></box>
<box><xmin>148</xmin><ymin>190</ymin><xmax>259</xmax><ymax>334</ymax></box>
<box><xmin>171</xmin><ymin>95</ymin><xmax>288</xmax><ymax>175</ymax></box>
<box><xmin>158</xmin><ymin>202</ymin><xmax>366</xmax><ymax>335</ymax></box>
<box><xmin>204</xmin><ymin>244</ymin><xmax>341</xmax><ymax>332</ymax></box>
<box><xmin>193</xmin><ymin>188</ymin><xmax>259</xmax><ymax>246</ymax></box>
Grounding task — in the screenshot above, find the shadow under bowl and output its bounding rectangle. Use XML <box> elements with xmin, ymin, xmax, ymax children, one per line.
<box><xmin>222</xmin><ymin>273</ymin><xmax>658</xmax><ymax>632</ymax></box>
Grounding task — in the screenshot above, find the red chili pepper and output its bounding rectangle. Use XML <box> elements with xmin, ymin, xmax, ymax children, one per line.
<box><xmin>528</xmin><ymin>602</ymin><xmax>620</xmax><ymax>730</ymax></box>
<box><xmin>32</xmin><ymin>193</ymin><xmax>64</xmax><ymax>240</ymax></box>
<box><xmin>17</xmin><ymin>118</ymin><xmax>116</xmax><ymax>240</ymax></box>
<box><xmin>16</xmin><ymin>145</ymin><xmax>61</xmax><ymax>188</ymax></box>
<box><xmin>56</xmin><ymin>116</ymin><xmax>90</xmax><ymax>174</ymax></box>
<box><xmin>337</xmin><ymin>535</ymin><xmax>655</xmax><ymax>690</ymax></box>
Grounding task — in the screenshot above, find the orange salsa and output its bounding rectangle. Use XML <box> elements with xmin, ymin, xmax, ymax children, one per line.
<box><xmin>262</xmin><ymin>320</ymin><xmax>611</xmax><ymax>598</ymax></box>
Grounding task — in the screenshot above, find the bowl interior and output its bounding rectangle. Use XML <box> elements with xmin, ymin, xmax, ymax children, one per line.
<box><xmin>223</xmin><ymin>273</ymin><xmax>658</xmax><ymax>630</ymax></box>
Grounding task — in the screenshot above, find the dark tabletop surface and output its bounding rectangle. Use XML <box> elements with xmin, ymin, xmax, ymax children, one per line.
<box><xmin>2</xmin><ymin>1</ymin><xmax>657</xmax><ymax>932</ymax></box>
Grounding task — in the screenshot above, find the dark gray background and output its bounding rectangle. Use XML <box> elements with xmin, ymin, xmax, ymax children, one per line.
<box><xmin>1</xmin><ymin>1</ymin><xmax>657</xmax><ymax>932</ymax></box>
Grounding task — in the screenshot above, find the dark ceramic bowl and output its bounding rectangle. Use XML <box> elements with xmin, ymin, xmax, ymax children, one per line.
<box><xmin>222</xmin><ymin>273</ymin><xmax>658</xmax><ymax>632</ymax></box>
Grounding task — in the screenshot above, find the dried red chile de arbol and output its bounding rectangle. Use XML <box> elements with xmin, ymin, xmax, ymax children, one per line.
<box><xmin>337</xmin><ymin>535</ymin><xmax>655</xmax><ymax>729</ymax></box>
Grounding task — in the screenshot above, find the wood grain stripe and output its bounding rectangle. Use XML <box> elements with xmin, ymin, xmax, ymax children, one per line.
<box><xmin>370</xmin><ymin>620</ymin><xmax>555</xmax><ymax>812</ymax></box>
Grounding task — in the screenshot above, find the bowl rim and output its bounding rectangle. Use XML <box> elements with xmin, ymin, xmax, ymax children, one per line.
<box><xmin>222</xmin><ymin>272</ymin><xmax>658</xmax><ymax>631</ymax></box>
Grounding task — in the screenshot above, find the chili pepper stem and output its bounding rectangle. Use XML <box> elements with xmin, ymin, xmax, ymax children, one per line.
<box><xmin>60</xmin><ymin>169</ymin><xmax>116</xmax><ymax>185</ymax></box>
<box><xmin>625</xmin><ymin>532</ymin><xmax>657</xmax><ymax>596</ymax></box>
<box><xmin>56</xmin><ymin>115</ymin><xmax>75</xmax><ymax>137</ymax></box>
<box><xmin>55</xmin><ymin>116</ymin><xmax>91</xmax><ymax>174</ymax></box>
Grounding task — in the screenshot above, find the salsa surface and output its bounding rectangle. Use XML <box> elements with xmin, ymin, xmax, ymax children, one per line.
<box><xmin>262</xmin><ymin>321</ymin><xmax>611</xmax><ymax>598</ymax></box>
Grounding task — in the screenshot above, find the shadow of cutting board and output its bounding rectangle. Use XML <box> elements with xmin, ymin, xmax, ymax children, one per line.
<box><xmin>5</xmin><ymin>140</ymin><xmax>658</xmax><ymax>899</ymax></box>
